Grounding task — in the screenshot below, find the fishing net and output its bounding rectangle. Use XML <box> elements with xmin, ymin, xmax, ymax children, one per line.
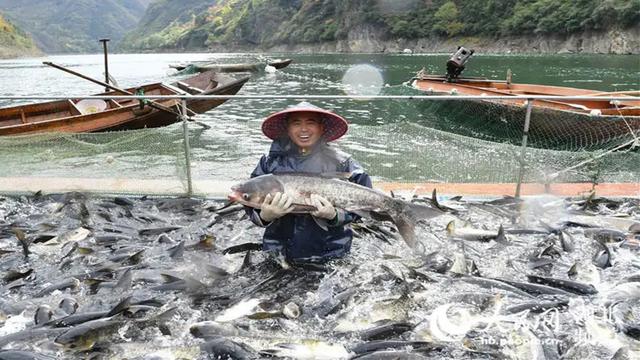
<box><xmin>0</xmin><ymin>95</ymin><xmax>638</xmax><ymax>197</ymax></box>
<box><xmin>0</xmin><ymin>125</ymin><xmax>191</xmax><ymax>195</ymax></box>
<box><xmin>412</xmin><ymin>97</ymin><xmax>639</xmax><ymax>152</ymax></box>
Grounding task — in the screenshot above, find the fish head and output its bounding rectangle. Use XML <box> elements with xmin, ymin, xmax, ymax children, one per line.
<box><xmin>55</xmin><ymin>331</ymin><xmax>96</xmax><ymax>352</ymax></box>
<box><xmin>229</xmin><ymin>175</ymin><xmax>285</xmax><ymax>208</ymax></box>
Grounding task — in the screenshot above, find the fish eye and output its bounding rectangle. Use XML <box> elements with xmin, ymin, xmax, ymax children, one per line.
<box><xmin>242</xmin><ymin>193</ymin><xmax>250</xmax><ymax>201</ymax></box>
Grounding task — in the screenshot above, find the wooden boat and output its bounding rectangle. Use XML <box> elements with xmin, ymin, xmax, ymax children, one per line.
<box><xmin>0</xmin><ymin>71</ymin><xmax>250</xmax><ymax>135</ymax></box>
<box><xmin>411</xmin><ymin>71</ymin><xmax>640</xmax><ymax>149</ymax></box>
<box><xmin>170</xmin><ymin>59</ymin><xmax>292</xmax><ymax>73</ymax></box>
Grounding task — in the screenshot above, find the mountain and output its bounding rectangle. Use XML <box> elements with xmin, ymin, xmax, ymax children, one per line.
<box><xmin>120</xmin><ymin>0</ymin><xmax>213</xmax><ymax>50</ymax></box>
<box><xmin>0</xmin><ymin>12</ymin><xmax>39</xmax><ymax>58</ymax></box>
<box><xmin>0</xmin><ymin>0</ymin><xmax>151</xmax><ymax>53</ymax></box>
<box><xmin>123</xmin><ymin>0</ymin><xmax>640</xmax><ymax>53</ymax></box>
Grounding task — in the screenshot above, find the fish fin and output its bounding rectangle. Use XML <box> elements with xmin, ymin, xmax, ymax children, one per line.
<box><xmin>353</xmin><ymin>209</ymin><xmax>393</xmax><ymax>222</ymax></box>
<box><xmin>160</xmin><ymin>273</ymin><xmax>184</xmax><ymax>283</ymax></box>
<box><xmin>446</xmin><ymin>220</ymin><xmax>455</xmax><ymax>236</ymax></box>
<box><xmin>370</xmin><ymin>210</ymin><xmax>393</xmax><ymax>222</ymax></box>
<box><xmin>567</xmin><ymin>262</ymin><xmax>578</xmax><ymax>278</ymax></box>
<box><xmin>115</xmin><ymin>268</ymin><xmax>133</xmax><ymax>291</ymax></box>
<box><xmin>205</xmin><ymin>264</ymin><xmax>231</xmax><ymax>278</ymax></box>
<box><xmin>312</xmin><ymin>217</ymin><xmax>329</xmax><ymax>231</ymax></box>
<box><xmin>291</xmin><ymin>203</ymin><xmax>317</xmax><ymax>212</ymax></box>
<box><xmin>495</xmin><ymin>225</ymin><xmax>507</xmax><ymax>243</ymax></box>
<box><xmin>154</xmin><ymin>306</ymin><xmax>179</xmax><ymax>322</ymax></box>
<box><xmin>393</xmin><ymin>214</ymin><xmax>417</xmax><ymax>248</ymax></box>
<box><xmin>168</xmin><ymin>240</ymin><xmax>185</xmax><ymax>259</ymax></box>
<box><xmin>271</xmin><ymin>171</ymin><xmax>352</xmax><ymax>179</ymax></box>
<box><xmin>209</xmin><ymin>201</ymin><xmax>237</xmax><ymax>213</ymax></box>
<box><xmin>404</xmin><ymin>200</ymin><xmax>445</xmax><ymax>220</ymax></box>
<box><xmin>85</xmin><ymin>278</ymin><xmax>107</xmax><ymax>294</ymax></box>
<box><xmin>559</xmin><ymin>231</ymin><xmax>574</xmax><ymax>252</ymax></box>
<box><xmin>11</xmin><ymin>228</ymin><xmax>30</xmax><ymax>257</ymax></box>
<box><xmin>318</xmin><ymin>171</ymin><xmax>353</xmax><ymax>180</ymax></box>
<box><xmin>107</xmin><ymin>296</ymin><xmax>132</xmax><ymax>317</ymax></box>
<box><xmin>394</xmin><ymin>200</ymin><xmax>444</xmax><ymax>248</ymax></box>
<box><xmin>222</xmin><ymin>242</ymin><xmax>262</xmax><ymax>255</ymax></box>
<box><xmin>240</xmin><ymin>250</ymin><xmax>252</xmax><ymax>271</ymax></box>
<box><xmin>351</xmin><ymin>210</ymin><xmax>370</xmax><ymax>219</ymax></box>
<box><xmin>431</xmin><ymin>189</ymin><xmax>444</xmax><ymax>210</ymax></box>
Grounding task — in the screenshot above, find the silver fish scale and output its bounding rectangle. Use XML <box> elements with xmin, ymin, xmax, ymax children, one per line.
<box><xmin>276</xmin><ymin>174</ymin><xmax>394</xmax><ymax>213</ymax></box>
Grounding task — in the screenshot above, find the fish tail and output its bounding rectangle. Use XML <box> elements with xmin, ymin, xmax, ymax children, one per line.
<box><xmin>107</xmin><ymin>296</ymin><xmax>132</xmax><ymax>317</ymax></box>
<box><xmin>11</xmin><ymin>228</ymin><xmax>30</xmax><ymax>258</ymax></box>
<box><xmin>391</xmin><ymin>200</ymin><xmax>444</xmax><ymax>248</ymax></box>
<box><xmin>495</xmin><ymin>225</ymin><xmax>507</xmax><ymax>243</ymax></box>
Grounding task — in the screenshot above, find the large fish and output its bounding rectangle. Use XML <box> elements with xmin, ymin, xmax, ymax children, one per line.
<box><xmin>229</xmin><ymin>173</ymin><xmax>444</xmax><ymax>248</ymax></box>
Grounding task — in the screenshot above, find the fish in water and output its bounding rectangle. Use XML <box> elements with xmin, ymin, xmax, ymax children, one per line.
<box><xmin>35</xmin><ymin>278</ymin><xmax>81</xmax><ymax>298</ymax></box>
<box><xmin>446</xmin><ymin>221</ymin><xmax>507</xmax><ymax>243</ymax></box>
<box><xmin>58</xmin><ymin>298</ymin><xmax>78</xmax><ymax>316</ymax></box>
<box><xmin>34</xmin><ymin>305</ymin><xmax>53</xmax><ymax>325</ymax></box>
<box><xmin>0</xmin><ymin>350</ymin><xmax>57</xmax><ymax>359</ymax></box>
<box><xmin>260</xmin><ymin>340</ymin><xmax>352</xmax><ymax>360</ymax></box>
<box><xmin>53</xmin><ymin>317</ymin><xmax>125</xmax><ymax>351</ymax></box>
<box><xmin>200</xmin><ymin>337</ymin><xmax>256</xmax><ymax>360</ymax></box>
<box><xmin>349</xmin><ymin>340</ymin><xmax>435</xmax><ymax>355</ymax></box>
<box><xmin>526</xmin><ymin>275</ymin><xmax>598</xmax><ymax>296</ymax></box>
<box><xmin>54</xmin><ymin>306</ymin><xmax>177</xmax><ymax>351</ymax></box>
<box><xmin>229</xmin><ymin>173</ymin><xmax>444</xmax><ymax>247</ymax></box>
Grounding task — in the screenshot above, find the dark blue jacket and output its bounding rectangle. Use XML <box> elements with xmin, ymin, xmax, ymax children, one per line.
<box><xmin>246</xmin><ymin>138</ymin><xmax>372</xmax><ymax>264</ymax></box>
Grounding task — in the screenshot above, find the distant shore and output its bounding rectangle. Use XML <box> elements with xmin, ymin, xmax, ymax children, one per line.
<box><xmin>0</xmin><ymin>46</ymin><xmax>41</xmax><ymax>59</ymax></box>
<box><xmin>3</xmin><ymin>27</ymin><xmax>638</xmax><ymax>58</ymax></box>
<box><xmin>169</xmin><ymin>27</ymin><xmax>640</xmax><ymax>55</ymax></box>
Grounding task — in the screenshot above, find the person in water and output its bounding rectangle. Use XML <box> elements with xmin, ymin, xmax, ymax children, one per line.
<box><xmin>246</xmin><ymin>102</ymin><xmax>372</xmax><ymax>264</ymax></box>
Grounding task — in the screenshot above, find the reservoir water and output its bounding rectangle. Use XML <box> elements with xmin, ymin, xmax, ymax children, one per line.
<box><xmin>0</xmin><ymin>53</ymin><xmax>638</xmax><ymax>185</ymax></box>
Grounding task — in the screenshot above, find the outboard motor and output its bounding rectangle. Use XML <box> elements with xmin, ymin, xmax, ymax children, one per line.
<box><xmin>446</xmin><ymin>46</ymin><xmax>474</xmax><ymax>82</ymax></box>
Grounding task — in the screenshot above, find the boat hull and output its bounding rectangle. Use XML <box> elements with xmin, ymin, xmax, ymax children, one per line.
<box><xmin>412</xmin><ymin>78</ymin><xmax>640</xmax><ymax>150</ymax></box>
<box><xmin>170</xmin><ymin>59</ymin><xmax>292</xmax><ymax>73</ymax></box>
<box><xmin>0</xmin><ymin>71</ymin><xmax>250</xmax><ymax>135</ymax></box>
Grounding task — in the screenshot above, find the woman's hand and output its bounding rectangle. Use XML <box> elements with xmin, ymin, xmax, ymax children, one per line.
<box><xmin>309</xmin><ymin>194</ymin><xmax>337</xmax><ymax>220</ymax></box>
<box><xmin>259</xmin><ymin>192</ymin><xmax>294</xmax><ymax>222</ymax></box>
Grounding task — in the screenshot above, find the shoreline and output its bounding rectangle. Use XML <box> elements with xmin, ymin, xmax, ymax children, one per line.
<box><xmin>3</xmin><ymin>27</ymin><xmax>637</xmax><ymax>58</ymax></box>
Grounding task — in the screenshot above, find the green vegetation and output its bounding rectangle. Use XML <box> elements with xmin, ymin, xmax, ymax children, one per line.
<box><xmin>125</xmin><ymin>0</ymin><xmax>638</xmax><ymax>50</ymax></box>
<box><xmin>120</xmin><ymin>0</ymin><xmax>211</xmax><ymax>50</ymax></box>
<box><xmin>0</xmin><ymin>0</ymin><xmax>150</xmax><ymax>53</ymax></box>
<box><xmin>0</xmin><ymin>12</ymin><xmax>39</xmax><ymax>58</ymax></box>
<box><xmin>3</xmin><ymin>0</ymin><xmax>636</xmax><ymax>53</ymax></box>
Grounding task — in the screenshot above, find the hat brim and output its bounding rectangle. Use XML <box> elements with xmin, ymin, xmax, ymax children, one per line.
<box><xmin>262</xmin><ymin>108</ymin><xmax>348</xmax><ymax>142</ymax></box>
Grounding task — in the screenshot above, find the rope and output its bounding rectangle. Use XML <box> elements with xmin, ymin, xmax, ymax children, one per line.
<box><xmin>613</xmin><ymin>100</ymin><xmax>640</xmax><ymax>147</ymax></box>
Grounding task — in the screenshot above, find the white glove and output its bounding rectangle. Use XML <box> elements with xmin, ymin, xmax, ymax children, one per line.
<box><xmin>259</xmin><ymin>192</ymin><xmax>294</xmax><ymax>223</ymax></box>
<box><xmin>309</xmin><ymin>194</ymin><xmax>337</xmax><ymax>220</ymax></box>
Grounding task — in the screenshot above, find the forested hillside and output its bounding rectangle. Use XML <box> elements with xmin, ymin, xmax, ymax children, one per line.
<box><xmin>123</xmin><ymin>0</ymin><xmax>639</xmax><ymax>51</ymax></box>
<box><xmin>0</xmin><ymin>12</ymin><xmax>39</xmax><ymax>58</ymax></box>
<box><xmin>0</xmin><ymin>0</ymin><xmax>151</xmax><ymax>53</ymax></box>
<box><xmin>120</xmin><ymin>0</ymin><xmax>213</xmax><ymax>50</ymax></box>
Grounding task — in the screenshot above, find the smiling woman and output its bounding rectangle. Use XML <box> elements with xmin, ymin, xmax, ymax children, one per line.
<box><xmin>241</xmin><ymin>101</ymin><xmax>373</xmax><ymax>265</ymax></box>
<box><xmin>286</xmin><ymin>112</ymin><xmax>324</xmax><ymax>153</ymax></box>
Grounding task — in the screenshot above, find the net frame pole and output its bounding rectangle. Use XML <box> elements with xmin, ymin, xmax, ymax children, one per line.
<box><xmin>99</xmin><ymin>39</ymin><xmax>110</xmax><ymax>92</ymax></box>
<box><xmin>515</xmin><ymin>99</ymin><xmax>533</xmax><ymax>198</ymax></box>
<box><xmin>181</xmin><ymin>99</ymin><xmax>193</xmax><ymax>196</ymax></box>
